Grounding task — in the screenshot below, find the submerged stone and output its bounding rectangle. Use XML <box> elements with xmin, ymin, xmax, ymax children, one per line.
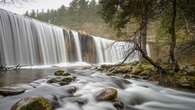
<box><xmin>0</xmin><ymin>87</ymin><xmax>25</xmax><ymax>96</ymax></box>
<box><xmin>63</xmin><ymin>96</ymin><xmax>88</xmax><ymax>106</ymax></box>
<box><xmin>113</xmin><ymin>100</ymin><xmax>124</xmax><ymax>110</ymax></box>
<box><xmin>11</xmin><ymin>96</ymin><xmax>52</xmax><ymax>110</ymax></box>
<box><xmin>65</xmin><ymin>86</ymin><xmax>77</xmax><ymax>94</ymax></box>
<box><xmin>96</xmin><ymin>88</ymin><xmax>117</xmax><ymax>102</ymax></box>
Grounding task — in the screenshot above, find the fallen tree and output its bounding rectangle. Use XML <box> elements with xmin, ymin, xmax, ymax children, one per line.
<box><xmin>119</xmin><ymin>29</ymin><xmax>166</xmax><ymax>75</ymax></box>
<box><xmin>0</xmin><ymin>64</ymin><xmax>22</xmax><ymax>71</ymax></box>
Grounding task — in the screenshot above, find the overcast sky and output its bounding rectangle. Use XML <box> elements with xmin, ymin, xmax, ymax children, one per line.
<box><xmin>0</xmin><ymin>0</ymin><xmax>73</xmax><ymax>14</ymax></box>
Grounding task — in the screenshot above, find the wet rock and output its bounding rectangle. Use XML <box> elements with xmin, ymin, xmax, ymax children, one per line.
<box><xmin>73</xmin><ymin>98</ymin><xmax>88</xmax><ymax>105</ymax></box>
<box><xmin>54</xmin><ymin>70</ymin><xmax>71</xmax><ymax>76</ymax></box>
<box><xmin>60</xmin><ymin>76</ymin><xmax>76</xmax><ymax>86</ymax></box>
<box><xmin>11</xmin><ymin>96</ymin><xmax>52</xmax><ymax>110</ymax></box>
<box><xmin>47</xmin><ymin>77</ymin><xmax>63</xmax><ymax>83</ymax></box>
<box><xmin>63</xmin><ymin>97</ymin><xmax>88</xmax><ymax>106</ymax></box>
<box><xmin>47</xmin><ymin>76</ymin><xmax>76</xmax><ymax>86</ymax></box>
<box><xmin>66</xmin><ymin>86</ymin><xmax>77</xmax><ymax>94</ymax></box>
<box><xmin>0</xmin><ymin>87</ymin><xmax>25</xmax><ymax>96</ymax></box>
<box><xmin>111</xmin><ymin>77</ymin><xmax>131</xmax><ymax>89</ymax></box>
<box><xmin>123</xmin><ymin>74</ymin><xmax>131</xmax><ymax>79</ymax></box>
<box><xmin>96</xmin><ymin>88</ymin><xmax>117</xmax><ymax>102</ymax></box>
<box><xmin>113</xmin><ymin>100</ymin><xmax>124</xmax><ymax>110</ymax></box>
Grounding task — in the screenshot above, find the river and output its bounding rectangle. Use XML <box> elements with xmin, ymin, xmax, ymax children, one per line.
<box><xmin>0</xmin><ymin>65</ymin><xmax>195</xmax><ymax>110</ymax></box>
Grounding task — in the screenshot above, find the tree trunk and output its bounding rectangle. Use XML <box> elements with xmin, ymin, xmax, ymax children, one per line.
<box><xmin>139</xmin><ymin>15</ymin><xmax>148</xmax><ymax>55</ymax></box>
<box><xmin>138</xmin><ymin>2</ymin><xmax>148</xmax><ymax>59</ymax></box>
<box><xmin>169</xmin><ymin>0</ymin><xmax>179</xmax><ymax>72</ymax></box>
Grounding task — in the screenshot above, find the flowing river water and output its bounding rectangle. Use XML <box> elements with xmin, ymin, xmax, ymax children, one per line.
<box><xmin>0</xmin><ymin>66</ymin><xmax>195</xmax><ymax>110</ymax></box>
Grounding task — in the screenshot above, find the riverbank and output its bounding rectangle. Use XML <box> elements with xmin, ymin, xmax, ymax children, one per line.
<box><xmin>97</xmin><ymin>62</ymin><xmax>195</xmax><ymax>91</ymax></box>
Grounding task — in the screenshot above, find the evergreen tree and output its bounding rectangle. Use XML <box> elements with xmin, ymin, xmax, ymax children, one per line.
<box><xmin>99</xmin><ymin>0</ymin><xmax>159</xmax><ymax>55</ymax></box>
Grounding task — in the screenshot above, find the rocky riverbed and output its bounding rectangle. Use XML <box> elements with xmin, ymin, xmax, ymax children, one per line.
<box><xmin>0</xmin><ymin>66</ymin><xmax>195</xmax><ymax>110</ymax></box>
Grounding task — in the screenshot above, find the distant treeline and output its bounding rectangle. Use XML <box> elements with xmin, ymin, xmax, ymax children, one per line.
<box><xmin>24</xmin><ymin>0</ymin><xmax>117</xmax><ymax>38</ymax></box>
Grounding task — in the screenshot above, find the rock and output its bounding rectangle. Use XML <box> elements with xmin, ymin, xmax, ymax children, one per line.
<box><xmin>0</xmin><ymin>87</ymin><xmax>25</xmax><ymax>96</ymax></box>
<box><xmin>113</xmin><ymin>100</ymin><xmax>124</xmax><ymax>110</ymax></box>
<box><xmin>63</xmin><ymin>97</ymin><xmax>88</xmax><ymax>106</ymax></box>
<box><xmin>66</xmin><ymin>86</ymin><xmax>77</xmax><ymax>94</ymax></box>
<box><xmin>54</xmin><ymin>70</ymin><xmax>71</xmax><ymax>76</ymax></box>
<box><xmin>132</xmin><ymin>65</ymin><xmax>144</xmax><ymax>75</ymax></box>
<box><xmin>11</xmin><ymin>96</ymin><xmax>52</xmax><ymax>110</ymax></box>
<box><xmin>60</xmin><ymin>76</ymin><xmax>76</xmax><ymax>86</ymax></box>
<box><xmin>182</xmin><ymin>65</ymin><xmax>195</xmax><ymax>75</ymax></box>
<box><xmin>47</xmin><ymin>77</ymin><xmax>63</xmax><ymax>84</ymax></box>
<box><xmin>96</xmin><ymin>88</ymin><xmax>117</xmax><ymax>102</ymax></box>
<box><xmin>47</xmin><ymin>76</ymin><xmax>76</xmax><ymax>86</ymax></box>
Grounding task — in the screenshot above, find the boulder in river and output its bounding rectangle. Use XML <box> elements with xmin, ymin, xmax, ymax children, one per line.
<box><xmin>60</xmin><ymin>76</ymin><xmax>76</xmax><ymax>86</ymax></box>
<box><xmin>54</xmin><ymin>70</ymin><xmax>71</xmax><ymax>76</ymax></box>
<box><xmin>0</xmin><ymin>87</ymin><xmax>25</xmax><ymax>96</ymax></box>
<box><xmin>11</xmin><ymin>96</ymin><xmax>52</xmax><ymax>110</ymax></box>
<box><xmin>96</xmin><ymin>88</ymin><xmax>117</xmax><ymax>102</ymax></box>
<box><xmin>47</xmin><ymin>76</ymin><xmax>76</xmax><ymax>86</ymax></box>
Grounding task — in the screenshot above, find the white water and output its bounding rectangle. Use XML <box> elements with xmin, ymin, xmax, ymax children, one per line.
<box><xmin>72</xmin><ymin>31</ymin><xmax>83</xmax><ymax>62</ymax></box>
<box><xmin>0</xmin><ymin>67</ymin><xmax>195</xmax><ymax>110</ymax></box>
<box><xmin>0</xmin><ymin>9</ymin><xmax>136</xmax><ymax>66</ymax></box>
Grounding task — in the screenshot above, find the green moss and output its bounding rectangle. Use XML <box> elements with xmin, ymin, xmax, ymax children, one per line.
<box><xmin>54</xmin><ymin>70</ymin><xmax>70</xmax><ymax>76</ymax></box>
<box><xmin>11</xmin><ymin>97</ymin><xmax>52</xmax><ymax>110</ymax></box>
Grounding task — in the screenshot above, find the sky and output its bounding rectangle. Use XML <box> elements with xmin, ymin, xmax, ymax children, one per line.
<box><xmin>0</xmin><ymin>0</ymin><xmax>73</xmax><ymax>14</ymax></box>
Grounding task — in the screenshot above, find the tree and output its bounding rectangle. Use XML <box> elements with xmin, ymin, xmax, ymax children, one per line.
<box><xmin>169</xmin><ymin>0</ymin><xmax>178</xmax><ymax>71</ymax></box>
<box><xmin>99</xmin><ymin>0</ymin><xmax>158</xmax><ymax>56</ymax></box>
<box><xmin>24</xmin><ymin>11</ymin><xmax>29</xmax><ymax>16</ymax></box>
<box><xmin>99</xmin><ymin>0</ymin><xmax>167</xmax><ymax>73</ymax></box>
<box><xmin>30</xmin><ymin>10</ymin><xmax>36</xmax><ymax>18</ymax></box>
<box><xmin>158</xmin><ymin>0</ymin><xmax>195</xmax><ymax>71</ymax></box>
<box><xmin>89</xmin><ymin>0</ymin><xmax>96</xmax><ymax>9</ymax></box>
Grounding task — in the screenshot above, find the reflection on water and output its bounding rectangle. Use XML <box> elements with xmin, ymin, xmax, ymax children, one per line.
<box><xmin>0</xmin><ymin>66</ymin><xmax>87</xmax><ymax>87</ymax></box>
<box><xmin>0</xmin><ymin>69</ymin><xmax>53</xmax><ymax>87</ymax></box>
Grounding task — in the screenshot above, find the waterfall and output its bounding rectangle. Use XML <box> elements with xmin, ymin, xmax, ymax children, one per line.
<box><xmin>0</xmin><ymin>9</ymin><xmax>136</xmax><ymax>66</ymax></box>
<box><xmin>72</xmin><ymin>31</ymin><xmax>82</xmax><ymax>62</ymax></box>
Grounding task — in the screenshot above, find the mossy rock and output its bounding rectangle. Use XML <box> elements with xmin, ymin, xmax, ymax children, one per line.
<box><xmin>47</xmin><ymin>77</ymin><xmax>63</xmax><ymax>83</ymax></box>
<box><xmin>47</xmin><ymin>76</ymin><xmax>76</xmax><ymax>86</ymax></box>
<box><xmin>139</xmin><ymin>68</ymin><xmax>154</xmax><ymax>76</ymax></box>
<box><xmin>96</xmin><ymin>88</ymin><xmax>117</xmax><ymax>102</ymax></box>
<box><xmin>175</xmin><ymin>74</ymin><xmax>195</xmax><ymax>89</ymax></box>
<box><xmin>131</xmin><ymin>63</ymin><xmax>154</xmax><ymax>75</ymax></box>
<box><xmin>54</xmin><ymin>70</ymin><xmax>70</xmax><ymax>76</ymax></box>
<box><xmin>11</xmin><ymin>96</ymin><xmax>52</xmax><ymax>110</ymax></box>
<box><xmin>60</xmin><ymin>76</ymin><xmax>76</xmax><ymax>86</ymax></box>
<box><xmin>132</xmin><ymin>65</ymin><xmax>144</xmax><ymax>75</ymax></box>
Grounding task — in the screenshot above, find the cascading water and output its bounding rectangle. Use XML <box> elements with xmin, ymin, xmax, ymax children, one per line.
<box><xmin>0</xmin><ymin>9</ymin><xmax>136</xmax><ymax>66</ymax></box>
<box><xmin>72</xmin><ymin>31</ymin><xmax>83</xmax><ymax>62</ymax></box>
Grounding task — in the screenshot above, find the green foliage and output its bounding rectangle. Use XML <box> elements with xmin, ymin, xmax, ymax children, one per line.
<box><xmin>99</xmin><ymin>0</ymin><xmax>159</xmax><ymax>37</ymax></box>
<box><xmin>156</xmin><ymin>0</ymin><xmax>195</xmax><ymax>45</ymax></box>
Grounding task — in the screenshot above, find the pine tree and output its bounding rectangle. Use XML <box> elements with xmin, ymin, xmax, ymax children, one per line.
<box><xmin>99</xmin><ymin>0</ymin><xmax>159</xmax><ymax>55</ymax></box>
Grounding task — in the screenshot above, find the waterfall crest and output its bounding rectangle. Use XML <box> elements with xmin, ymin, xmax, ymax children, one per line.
<box><xmin>0</xmin><ymin>9</ymin><xmax>137</xmax><ymax>66</ymax></box>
